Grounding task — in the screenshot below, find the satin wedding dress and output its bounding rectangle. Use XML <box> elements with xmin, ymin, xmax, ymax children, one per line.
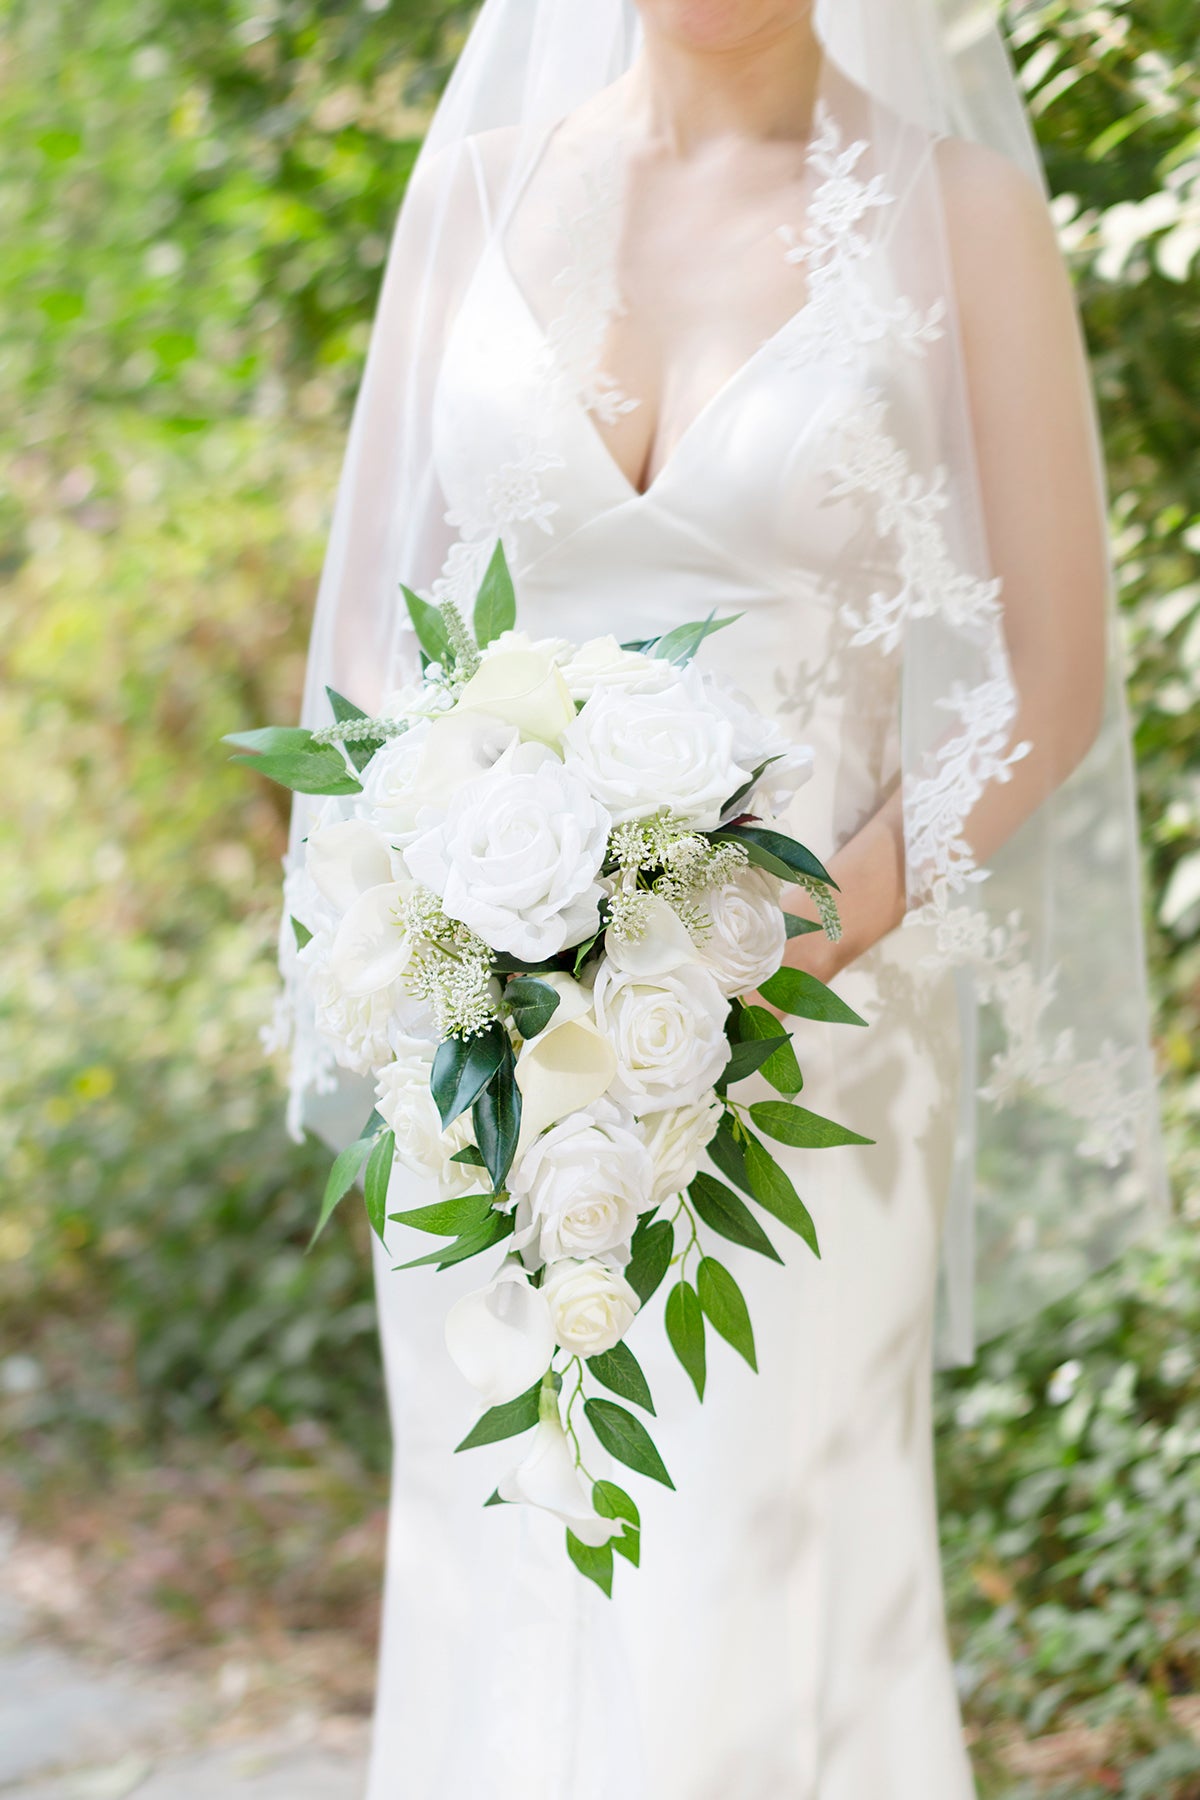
<box><xmin>363</xmin><ymin>113</ymin><xmax>975</xmax><ymax>1800</ymax></box>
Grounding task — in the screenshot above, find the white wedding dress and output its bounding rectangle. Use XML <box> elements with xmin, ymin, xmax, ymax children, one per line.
<box><xmin>363</xmin><ymin>118</ymin><xmax>976</xmax><ymax>1800</ymax></box>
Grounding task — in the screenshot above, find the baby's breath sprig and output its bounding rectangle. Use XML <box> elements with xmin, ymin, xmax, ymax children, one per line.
<box><xmin>791</xmin><ymin>872</ymin><xmax>843</xmax><ymax>942</ymax></box>
<box><xmin>394</xmin><ymin>886</ymin><xmax>498</xmax><ymax>1038</ymax></box>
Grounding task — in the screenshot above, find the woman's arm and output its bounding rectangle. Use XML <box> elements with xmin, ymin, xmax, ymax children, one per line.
<box><xmin>784</xmin><ymin>140</ymin><xmax>1110</xmax><ymax>984</ymax></box>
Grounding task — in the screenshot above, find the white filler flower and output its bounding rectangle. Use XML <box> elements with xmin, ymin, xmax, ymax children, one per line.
<box><xmin>405</xmin><ymin>739</ymin><xmax>610</xmax><ymax>960</ymax></box>
<box><xmin>508</xmin><ymin>1097</ymin><xmax>652</xmax><ymax>1269</ymax></box>
<box><xmin>542</xmin><ymin>1258</ymin><xmax>641</xmax><ymax>1358</ymax></box>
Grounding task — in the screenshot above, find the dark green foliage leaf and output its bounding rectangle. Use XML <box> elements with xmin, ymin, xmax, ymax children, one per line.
<box><xmin>743</xmin><ymin>1133</ymin><xmax>820</xmax><ymax>1257</ymax></box>
<box><xmin>309</xmin><ymin>1124</ymin><xmax>378</xmax><ymax>1249</ymax></box>
<box><xmin>387</xmin><ymin>1193</ymin><xmax>496</xmax><ymax>1234</ymax></box>
<box><xmin>736</xmin><ymin>1004</ymin><xmax>803</xmax><ymax>1096</ymax></box>
<box><xmin>483</xmin><ymin>1488</ymin><xmax>508</xmax><ymax>1507</ymax></box>
<box><xmin>749</xmin><ymin>1100</ymin><xmax>874</xmax><ymax>1148</ymax></box>
<box><xmin>325</xmin><ymin>685</ymin><xmax>385</xmax><ymax>770</ymax></box>
<box><xmin>647</xmin><ymin>610</ymin><xmax>741</xmax><ymax>664</ymax></box>
<box><xmin>566</xmin><ymin>1529</ymin><xmax>613</xmax><ymax>1597</ymax></box>
<box><xmin>225</xmin><ymin>728</ymin><xmax>362</xmax><ymax>796</ymax></box>
<box><xmin>472</xmin><ymin>1037</ymin><xmax>521</xmax><ymax>1192</ymax></box>
<box><xmin>587</xmin><ymin>1339</ymin><xmax>655</xmax><ymax>1414</ymax></box>
<box><xmin>697</xmin><ymin>1257</ymin><xmax>757</xmax><ymax>1371</ymax></box>
<box><xmin>713</xmin><ymin>832</ymin><xmax>796</xmax><ymax>882</ymax></box>
<box><xmin>784</xmin><ymin>912</ymin><xmax>822</xmax><ymax>938</ymax></box>
<box><xmin>455</xmin><ymin>1379</ymin><xmax>542</xmax><ymax>1451</ymax></box>
<box><xmin>624</xmin><ymin>1216</ymin><xmax>674</xmax><ymax>1303</ymax></box>
<box><xmin>719</xmin><ymin>1029</ymin><xmax>793</xmax><ymax>1088</ymax></box>
<box><xmin>689</xmin><ymin>1171</ymin><xmax>782</xmax><ymax>1263</ymax></box>
<box><xmin>592</xmin><ymin>1480</ymin><xmax>640</xmax><ymax>1530</ymax></box>
<box><xmin>758</xmin><ymin>966</ymin><xmax>867</xmax><ymax>1028</ymax></box>
<box><xmin>430</xmin><ymin>1024</ymin><xmax>506</xmax><ymax>1130</ymax></box>
<box><xmin>473</xmin><ymin>539</ymin><xmax>517</xmax><ymax>646</ymax></box>
<box><xmin>362</xmin><ymin>1128</ymin><xmax>394</xmax><ymax>1242</ymax></box>
<box><xmin>584</xmin><ymin>1398</ymin><xmax>674</xmax><ymax>1489</ymax></box>
<box><xmin>572</xmin><ymin>929</ymin><xmax>603</xmax><ymax>976</ymax></box>
<box><xmin>290</xmin><ymin>915</ymin><xmax>313</xmax><ymax>950</ymax></box>
<box><xmin>401</xmin><ymin>584</ymin><xmax>452</xmax><ymax>665</ymax></box>
<box><xmin>665</xmin><ymin>1279</ymin><xmax>706</xmax><ymax>1400</ymax></box>
<box><xmin>718</xmin><ymin>823</ymin><xmax>836</xmax><ymax>889</ymax></box>
<box><xmin>719</xmin><ymin>755</ymin><xmax>782</xmax><ymax>821</ymax></box>
<box><xmin>449</xmin><ymin>1145</ymin><xmax>487</xmax><ymax>1167</ymax></box>
<box><xmin>504</xmin><ymin>975</ymin><xmax>561</xmax><ymax>1040</ymax></box>
<box><xmin>707</xmin><ymin>1114</ymin><xmax>754</xmax><ymax>1198</ymax></box>
<box><xmin>397</xmin><ymin>1208</ymin><xmax>513</xmax><ymax>1269</ymax></box>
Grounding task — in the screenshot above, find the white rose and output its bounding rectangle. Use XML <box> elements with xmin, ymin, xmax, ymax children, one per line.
<box><xmin>497</xmin><ymin>1405</ymin><xmax>614</xmax><ymax>1546</ymax></box>
<box><xmin>508</xmin><ymin>1098</ymin><xmax>651</xmax><ymax>1269</ymax></box>
<box><xmin>700</xmin><ymin>674</ymin><xmax>815</xmax><ymax>818</ymax></box>
<box><xmin>454</xmin><ymin>645</ymin><xmax>576</xmax><ymax>747</ymax></box>
<box><xmin>592</xmin><ymin>955</ymin><xmax>731</xmax><ymax>1116</ymax></box>
<box><xmin>304</xmin><ymin>818</ymin><xmax>404</xmax><ymax>916</ymax></box>
<box><xmin>562</xmin><ymin>667</ymin><xmax>751</xmax><ymax>829</ymax></box>
<box><xmin>641</xmin><ymin>1094</ymin><xmax>724</xmax><ymax>1206</ymax></box>
<box><xmin>358</xmin><ymin>712</ymin><xmax>518</xmax><ymax>847</ymax></box>
<box><xmin>445</xmin><ymin>1262</ymin><xmax>556</xmax><ymax>1408</ymax></box>
<box><xmin>405</xmin><ymin>740</ymin><xmax>610</xmax><ymax>961</ymax></box>
<box><xmin>374</xmin><ymin>1036</ymin><xmax>477</xmax><ymax>1194</ymax></box>
<box><xmin>302</xmin><ymin>927</ymin><xmax>398</xmax><ymax>1075</ymax></box>
<box><xmin>558</xmin><ymin>635</ymin><xmax>675</xmax><ymax>703</ymax></box>
<box><xmin>543</xmin><ymin>1258</ymin><xmax>640</xmax><ymax>1358</ymax></box>
<box><xmin>695</xmin><ymin>866</ymin><xmax>788</xmax><ymax>997</ymax></box>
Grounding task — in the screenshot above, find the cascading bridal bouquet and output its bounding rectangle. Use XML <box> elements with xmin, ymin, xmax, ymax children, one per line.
<box><xmin>231</xmin><ymin>543</ymin><xmax>873</xmax><ymax>1594</ymax></box>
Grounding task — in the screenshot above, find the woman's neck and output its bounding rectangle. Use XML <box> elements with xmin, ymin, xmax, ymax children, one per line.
<box><xmin>630</xmin><ymin>9</ymin><xmax>823</xmax><ymax>153</ymax></box>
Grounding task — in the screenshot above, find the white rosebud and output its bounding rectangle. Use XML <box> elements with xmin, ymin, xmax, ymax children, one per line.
<box><xmin>640</xmin><ymin>1095</ymin><xmax>724</xmax><ymax>1207</ymax></box>
<box><xmin>445</xmin><ymin>1262</ymin><xmax>556</xmax><ymax>1409</ymax></box>
<box><xmin>694</xmin><ymin>866</ymin><xmax>788</xmax><ymax>997</ymax></box>
<box><xmin>406</xmin><ymin>740</ymin><xmax>610</xmax><ymax>961</ymax></box>
<box><xmin>508</xmin><ymin>1098</ymin><xmax>652</xmax><ymax>1269</ymax></box>
<box><xmin>558</xmin><ymin>635</ymin><xmax>675</xmax><ymax>702</ymax></box>
<box><xmin>562</xmin><ymin>666</ymin><xmax>751</xmax><ymax>830</ymax></box>
<box><xmin>497</xmin><ymin>1406</ymin><xmax>614</xmax><ymax>1546</ymax></box>
<box><xmin>542</xmin><ymin>1258</ymin><xmax>640</xmax><ymax>1359</ymax></box>
<box><xmin>374</xmin><ymin>1036</ymin><xmax>477</xmax><ymax>1194</ymax></box>
<box><xmin>592</xmin><ymin>955</ymin><xmax>731</xmax><ymax>1116</ymax></box>
<box><xmin>698</xmin><ymin>674</ymin><xmax>815</xmax><ymax>818</ymax></box>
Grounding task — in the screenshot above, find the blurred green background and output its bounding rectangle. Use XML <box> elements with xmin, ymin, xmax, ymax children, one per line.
<box><xmin>1</xmin><ymin>0</ymin><xmax>1198</xmax><ymax>1790</ymax></box>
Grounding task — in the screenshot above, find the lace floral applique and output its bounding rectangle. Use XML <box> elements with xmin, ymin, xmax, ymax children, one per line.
<box><xmin>430</xmin><ymin>436</ymin><xmax>566</xmax><ymax>611</ymax></box>
<box><xmin>777</xmin><ymin>104</ymin><xmax>946</xmax><ymax>368</ymax></box>
<box><xmin>540</xmin><ymin>150</ymin><xmax>639</xmax><ymax>427</ymax></box>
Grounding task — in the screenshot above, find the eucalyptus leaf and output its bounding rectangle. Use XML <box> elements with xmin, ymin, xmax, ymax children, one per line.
<box><xmin>688</xmin><ymin>1171</ymin><xmax>782</xmax><ymax>1263</ymax></box>
<box><xmin>743</xmin><ymin>1132</ymin><xmax>820</xmax><ymax>1257</ymax></box>
<box><xmin>504</xmin><ymin>975</ymin><xmax>561</xmax><ymax>1040</ymax></box>
<box><xmin>749</xmin><ymin>1100</ymin><xmax>874</xmax><ymax>1148</ymax></box>
<box><xmin>473</xmin><ymin>539</ymin><xmax>517</xmax><ymax>646</ymax></box>
<box><xmin>584</xmin><ymin>1398</ymin><xmax>674</xmax><ymax>1489</ymax></box>
<box><xmin>757</xmin><ymin>966</ymin><xmax>868</xmax><ymax>1028</ymax></box>
<box><xmin>587</xmin><ymin>1339</ymin><xmax>655</xmax><ymax>1414</ymax></box>
<box><xmin>697</xmin><ymin>1256</ymin><xmax>757</xmax><ymax>1371</ymax></box>
<box><xmin>362</xmin><ymin>1128</ymin><xmax>395</xmax><ymax>1243</ymax></box>
<box><xmin>665</xmin><ymin>1279</ymin><xmax>706</xmax><ymax>1400</ymax></box>
<box><xmin>455</xmin><ymin>1379</ymin><xmax>541</xmax><ymax>1451</ymax></box>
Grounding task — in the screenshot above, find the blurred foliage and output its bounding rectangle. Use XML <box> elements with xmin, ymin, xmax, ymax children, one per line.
<box><xmin>0</xmin><ymin>0</ymin><xmax>1198</xmax><ymax>1790</ymax></box>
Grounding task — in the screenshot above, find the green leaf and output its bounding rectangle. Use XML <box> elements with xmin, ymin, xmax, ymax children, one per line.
<box><xmin>397</xmin><ymin>1208</ymin><xmax>513</xmax><ymax>1269</ymax></box>
<box><xmin>483</xmin><ymin>1488</ymin><xmax>508</xmax><ymax>1507</ymax></box>
<box><xmin>719</xmin><ymin>755</ymin><xmax>782</xmax><ymax>821</ymax></box>
<box><xmin>647</xmin><ymin>611</ymin><xmax>741</xmax><ymax>664</ymax></box>
<box><xmin>713</xmin><ymin>833</ymin><xmax>796</xmax><ymax>882</ymax></box>
<box><xmin>430</xmin><ymin>1024</ymin><xmax>506</xmax><ymax>1130</ymax></box>
<box><xmin>290</xmin><ymin>915</ymin><xmax>313</xmax><ymax>950</ymax></box>
<box><xmin>388</xmin><ymin>1192</ymin><xmax>496</xmax><ymax>1234</ymax></box>
<box><xmin>472</xmin><ymin>1039</ymin><xmax>521</xmax><ymax>1192</ymax></box>
<box><xmin>749</xmin><ymin>1100</ymin><xmax>874</xmax><ymax>1148</ymax></box>
<box><xmin>736</xmin><ymin>1004</ymin><xmax>803</xmax><ymax>1096</ymax></box>
<box><xmin>224</xmin><ymin>726</ymin><xmax>311</xmax><ymax>757</ymax></box>
<box><xmin>757</xmin><ymin>966</ymin><xmax>867</xmax><ymax>1028</ymax></box>
<box><xmin>572</xmin><ymin>929</ymin><xmax>603</xmax><ymax>977</ymax></box>
<box><xmin>455</xmin><ymin>1379</ymin><xmax>542</xmax><ymax>1451</ymax></box>
<box><xmin>696</xmin><ymin>1257</ymin><xmax>757</xmax><ymax>1371</ymax></box>
<box><xmin>362</xmin><ymin>1129</ymin><xmax>395</xmax><ymax>1242</ymax></box>
<box><xmin>402</xmin><ymin>584</ymin><xmax>452</xmax><ymax>665</ymax></box>
<box><xmin>449</xmin><ymin>1145</ymin><xmax>487</xmax><ymax>1167</ymax></box>
<box><xmin>688</xmin><ymin>1171</ymin><xmax>782</xmax><ymax>1263</ymax></box>
<box><xmin>719</xmin><ymin>1029</ymin><xmax>793</xmax><ymax>1088</ymax></box>
<box><xmin>325</xmin><ymin>685</ymin><xmax>384</xmax><ymax>771</ymax></box>
<box><xmin>707</xmin><ymin>1114</ymin><xmax>754</xmax><ymax>1199</ymax></box>
<box><xmin>592</xmin><ymin>1480</ymin><xmax>640</xmax><ymax>1530</ymax></box>
<box><xmin>225</xmin><ymin>728</ymin><xmax>362</xmax><ymax>797</ymax></box>
<box><xmin>665</xmin><ymin>1279</ymin><xmax>706</xmax><ymax>1400</ymax></box>
<box><xmin>717</xmin><ymin>824</ymin><xmax>837</xmax><ymax>890</ymax></box>
<box><xmin>504</xmin><ymin>976</ymin><xmax>561</xmax><ymax>1040</ymax></box>
<box><xmin>584</xmin><ymin>1398</ymin><xmax>674</xmax><ymax>1489</ymax></box>
<box><xmin>566</xmin><ymin>1529</ymin><xmax>613</xmax><ymax>1597</ymax></box>
<box><xmin>743</xmin><ymin>1133</ymin><xmax>820</xmax><ymax>1257</ymax></box>
<box><xmin>784</xmin><ymin>912</ymin><xmax>822</xmax><ymax>938</ymax></box>
<box><xmin>473</xmin><ymin>539</ymin><xmax>517</xmax><ymax>647</ymax></box>
<box><xmin>309</xmin><ymin>1125</ymin><xmax>377</xmax><ymax>1249</ymax></box>
<box><xmin>612</xmin><ymin>1528</ymin><xmax>641</xmax><ymax>1566</ymax></box>
<box><xmin>624</xmin><ymin>1216</ymin><xmax>674</xmax><ymax>1304</ymax></box>
<box><xmin>587</xmin><ymin>1339</ymin><xmax>655</xmax><ymax>1414</ymax></box>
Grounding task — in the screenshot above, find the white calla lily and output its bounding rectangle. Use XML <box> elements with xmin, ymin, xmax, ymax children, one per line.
<box><xmin>497</xmin><ymin>1400</ymin><xmax>614</xmax><ymax>1547</ymax></box>
<box><xmin>305</xmin><ymin>818</ymin><xmax>400</xmax><ymax>914</ymax></box>
<box><xmin>515</xmin><ymin>1011</ymin><xmax>618</xmax><ymax>1151</ymax></box>
<box><xmin>444</xmin><ymin>1261</ymin><xmax>556</xmax><ymax>1409</ymax></box>
<box><xmin>605</xmin><ymin>895</ymin><xmax>698</xmax><ymax>978</ymax></box>
<box><xmin>328</xmin><ymin>880</ymin><xmax>413</xmax><ymax>998</ymax></box>
<box><xmin>454</xmin><ymin>648</ymin><xmax>576</xmax><ymax>747</ymax></box>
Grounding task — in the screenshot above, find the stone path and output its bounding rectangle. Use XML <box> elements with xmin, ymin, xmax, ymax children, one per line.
<box><xmin>0</xmin><ymin>1580</ymin><xmax>368</xmax><ymax>1800</ymax></box>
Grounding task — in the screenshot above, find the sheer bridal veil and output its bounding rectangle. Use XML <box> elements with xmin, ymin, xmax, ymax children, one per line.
<box><xmin>274</xmin><ymin>0</ymin><xmax>1167</xmax><ymax>1364</ymax></box>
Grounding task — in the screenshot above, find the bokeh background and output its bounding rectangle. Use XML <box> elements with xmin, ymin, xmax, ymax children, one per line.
<box><xmin>1</xmin><ymin>1</ymin><xmax>1198</xmax><ymax>1793</ymax></box>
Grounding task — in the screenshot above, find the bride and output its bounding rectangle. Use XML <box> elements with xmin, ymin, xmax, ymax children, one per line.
<box><xmin>277</xmin><ymin>1</ymin><xmax>1166</xmax><ymax>1794</ymax></box>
